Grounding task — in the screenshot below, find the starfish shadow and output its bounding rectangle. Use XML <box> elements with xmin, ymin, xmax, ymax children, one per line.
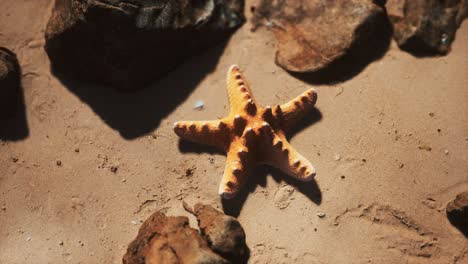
<box><xmin>222</xmin><ymin>167</ymin><xmax>322</xmax><ymax>217</ymax></box>
<box><xmin>178</xmin><ymin>107</ymin><xmax>323</xmax><ymax>217</ymax></box>
<box><xmin>53</xmin><ymin>40</ymin><xmax>229</xmax><ymax>140</ymax></box>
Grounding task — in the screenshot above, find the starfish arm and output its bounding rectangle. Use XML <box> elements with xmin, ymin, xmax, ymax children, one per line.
<box><xmin>226</xmin><ymin>65</ymin><xmax>257</xmax><ymax>115</ymax></box>
<box><xmin>263</xmin><ymin>132</ymin><xmax>316</xmax><ymax>181</ymax></box>
<box><xmin>279</xmin><ymin>88</ymin><xmax>317</xmax><ymax>131</ymax></box>
<box><xmin>173</xmin><ymin>120</ymin><xmax>228</xmax><ymax>150</ymax></box>
<box><xmin>218</xmin><ymin>135</ymin><xmax>254</xmax><ymax>199</ymax></box>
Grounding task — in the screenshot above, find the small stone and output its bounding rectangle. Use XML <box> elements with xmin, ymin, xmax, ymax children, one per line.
<box><xmin>56</xmin><ymin>160</ymin><xmax>62</xmax><ymax>166</ymax></box>
<box><xmin>334</xmin><ymin>154</ymin><xmax>341</xmax><ymax>161</ymax></box>
<box><xmin>131</xmin><ymin>220</ymin><xmax>138</xmax><ymax>225</ymax></box>
<box><xmin>317</xmin><ymin>212</ymin><xmax>326</xmax><ymax>218</ymax></box>
<box><xmin>444</xmin><ymin>149</ymin><xmax>449</xmax><ymax>155</ymax></box>
<box><xmin>74</xmin><ymin>148</ymin><xmax>80</xmax><ymax>153</ymax></box>
<box><xmin>399</xmin><ymin>163</ymin><xmax>404</xmax><ymax>169</ymax></box>
<box><xmin>388</xmin><ymin>0</ymin><xmax>468</xmax><ymax>55</ymax></box>
<box><xmin>110</xmin><ymin>166</ymin><xmax>118</xmax><ymax>173</ymax></box>
<box><xmin>418</xmin><ymin>145</ymin><xmax>432</xmax><ymax>151</ymax></box>
<box><xmin>11</xmin><ymin>157</ymin><xmax>18</xmax><ymax>163</ymax></box>
<box><xmin>428</xmin><ymin>112</ymin><xmax>435</xmax><ymax>117</ymax></box>
<box><xmin>186</xmin><ymin>203</ymin><xmax>249</xmax><ymax>261</ymax></box>
<box><xmin>59</xmin><ymin>241</ymin><xmax>64</xmax><ymax>246</ymax></box>
<box><xmin>121</xmin><ymin>178</ymin><xmax>127</xmax><ymax>183</ymax></box>
<box><xmin>340</xmin><ymin>175</ymin><xmax>345</xmax><ymax>179</ymax></box>
<box><xmin>194</xmin><ymin>100</ymin><xmax>205</xmax><ymax>110</ymax></box>
<box><xmin>26</xmin><ymin>236</ymin><xmax>31</xmax><ymax>241</ymax></box>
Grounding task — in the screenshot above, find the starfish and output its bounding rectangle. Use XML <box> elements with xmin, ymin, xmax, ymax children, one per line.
<box><xmin>174</xmin><ymin>65</ymin><xmax>318</xmax><ymax>199</ymax></box>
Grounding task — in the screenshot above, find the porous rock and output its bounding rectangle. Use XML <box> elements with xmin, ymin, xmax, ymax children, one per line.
<box><xmin>251</xmin><ymin>0</ymin><xmax>386</xmax><ymax>73</ymax></box>
<box><xmin>446</xmin><ymin>191</ymin><xmax>468</xmax><ymax>236</ymax></box>
<box><xmin>45</xmin><ymin>0</ymin><xmax>245</xmax><ymax>91</ymax></box>
<box><xmin>387</xmin><ymin>0</ymin><xmax>468</xmax><ymax>55</ymax></box>
<box><xmin>123</xmin><ymin>211</ymin><xmax>228</xmax><ymax>264</ymax></box>
<box><xmin>0</xmin><ymin>47</ymin><xmax>21</xmax><ymax>119</ymax></box>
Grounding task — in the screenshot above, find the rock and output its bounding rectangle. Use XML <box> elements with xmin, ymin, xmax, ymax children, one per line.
<box><xmin>0</xmin><ymin>47</ymin><xmax>21</xmax><ymax>119</ymax></box>
<box><xmin>188</xmin><ymin>203</ymin><xmax>248</xmax><ymax>262</ymax></box>
<box><xmin>45</xmin><ymin>0</ymin><xmax>244</xmax><ymax>91</ymax></box>
<box><xmin>251</xmin><ymin>0</ymin><xmax>386</xmax><ymax>73</ymax></box>
<box><xmin>387</xmin><ymin>0</ymin><xmax>468</xmax><ymax>55</ymax></box>
<box><xmin>446</xmin><ymin>191</ymin><xmax>468</xmax><ymax>236</ymax></box>
<box><xmin>123</xmin><ymin>211</ymin><xmax>229</xmax><ymax>264</ymax></box>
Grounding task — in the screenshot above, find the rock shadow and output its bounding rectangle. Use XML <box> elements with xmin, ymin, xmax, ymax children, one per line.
<box><xmin>177</xmin><ymin>107</ymin><xmax>323</xmax><ymax>217</ymax></box>
<box><xmin>398</xmin><ymin>37</ymin><xmax>452</xmax><ymax>58</ymax></box>
<box><xmin>0</xmin><ymin>91</ymin><xmax>29</xmax><ymax>141</ymax></box>
<box><xmin>0</xmin><ymin>47</ymin><xmax>29</xmax><ymax>141</ymax></box>
<box><xmin>53</xmin><ymin>41</ymin><xmax>229</xmax><ymax>140</ymax></box>
<box><xmin>290</xmin><ymin>12</ymin><xmax>393</xmax><ymax>85</ymax></box>
<box><xmin>447</xmin><ymin>208</ymin><xmax>468</xmax><ymax>237</ymax></box>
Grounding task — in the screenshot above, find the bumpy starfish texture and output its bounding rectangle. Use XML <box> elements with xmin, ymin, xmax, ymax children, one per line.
<box><xmin>174</xmin><ymin>65</ymin><xmax>318</xmax><ymax>199</ymax></box>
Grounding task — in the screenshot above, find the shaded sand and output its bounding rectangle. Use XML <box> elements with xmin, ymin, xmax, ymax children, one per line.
<box><xmin>1</xmin><ymin>1</ymin><xmax>467</xmax><ymax>263</ymax></box>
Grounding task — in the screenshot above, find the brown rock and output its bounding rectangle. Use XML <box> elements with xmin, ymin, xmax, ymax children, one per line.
<box><xmin>189</xmin><ymin>203</ymin><xmax>248</xmax><ymax>262</ymax></box>
<box><xmin>45</xmin><ymin>0</ymin><xmax>244</xmax><ymax>91</ymax></box>
<box><xmin>123</xmin><ymin>211</ymin><xmax>228</xmax><ymax>264</ymax></box>
<box><xmin>251</xmin><ymin>0</ymin><xmax>387</xmax><ymax>73</ymax></box>
<box><xmin>446</xmin><ymin>191</ymin><xmax>468</xmax><ymax>236</ymax></box>
<box><xmin>387</xmin><ymin>0</ymin><xmax>468</xmax><ymax>55</ymax></box>
<box><xmin>0</xmin><ymin>47</ymin><xmax>21</xmax><ymax>119</ymax></box>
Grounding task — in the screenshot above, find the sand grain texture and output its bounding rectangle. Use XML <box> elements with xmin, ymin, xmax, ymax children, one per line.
<box><xmin>1</xmin><ymin>0</ymin><xmax>467</xmax><ymax>263</ymax></box>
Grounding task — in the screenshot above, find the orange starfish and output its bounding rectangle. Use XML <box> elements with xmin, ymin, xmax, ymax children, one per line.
<box><xmin>174</xmin><ymin>65</ymin><xmax>318</xmax><ymax>199</ymax></box>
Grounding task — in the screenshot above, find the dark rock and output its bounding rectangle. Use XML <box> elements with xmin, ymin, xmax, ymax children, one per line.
<box><xmin>387</xmin><ymin>0</ymin><xmax>468</xmax><ymax>55</ymax></box>
<box><xmin>446</xmin><ymin>191</ymin><xmax>468</xmax><ymax>236</ymax></box>
<box><xmin>188</xmin><ymin>203</ymin><xmax>248</xmax><ymax>262</ymax></box>
<box><xmin>123</xmin><ymin>211</ymin><xmax>229</xmax><ymax>264</ymax></box>
<box><xmin>0</xmin><ymin>47</ymin><xmax>21</xmax><ymax>119</ymax></box>
<box><xmin>251</xmin><ymin>0</ymin><xmax>386</xmax><ymax>73</ymax></box>
<box><xmin>45</xmin><ymin>0</ymin><xmax>245</xmax><ymax>92</ymax></box>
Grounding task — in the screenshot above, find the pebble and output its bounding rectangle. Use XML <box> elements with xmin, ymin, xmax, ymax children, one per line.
<box><xmin>56</xmin><ymin>160</ymin><xmax>62</xmax><ymax>166</ymax></box>
<box><xmin>399</xmin><ymin>163</ymin><xmax>404</xmax><ymax>169</ymax></box>
<box><xmin>110</xmin><ymin>166</ymin><xmax>118</xmax><ymax>173</ymax></box>
<box><xmin>317</xmin><ymin>212</ymin><xmax>326</xmax><ymax>218</ymax></box>
<box><xmin>131</xmin><ymin>220</ymin><xmax>138</xmax><ymax>225</ymax></box>
<box><xmin>26</xmin><ymin>236</ymin><xmax>31</xmax><ymax>241</ymax></box>
<box><xmin>444</xmin><ymin>149</ymin><xmax>449</xmax><ymax>155</ymax></box>
<box><xmin>418</xmin><ymin>145</ymin><xmax>432</xmax><ymax>151</ymax></box>
<box><xmin>59</xmin><ymin>241</ymin><xmax>64</xmax><ymax>246</ymax></box>
<box><xmin>121</xmin><ymin>178</ymin><xmax>127</xmax><ymax>183</ymax></box>
<box><xmin>334</xmin><ymin>154</ymin><xmax>341</xmax><ymax>161</ymax></box>
<box><xmin>194</xmin><ymin>100</ymin><xmax>204</xmax><ymax>110</ymax></box>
